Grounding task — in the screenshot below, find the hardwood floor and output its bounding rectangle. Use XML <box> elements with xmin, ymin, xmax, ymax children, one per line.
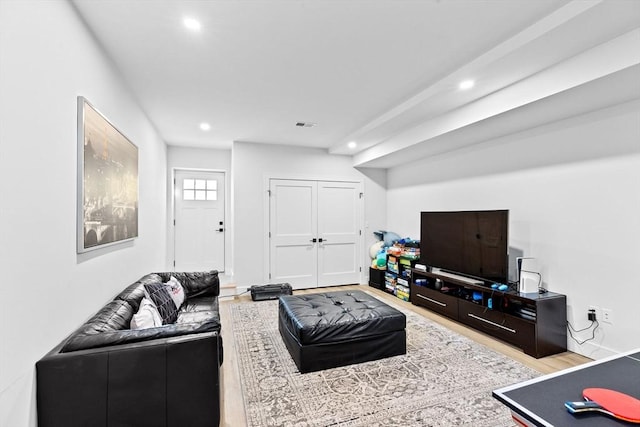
<box><xmin>218</xmin><ymin>284</ymin><xmax>592</xmax><ymax>427</ymax></box>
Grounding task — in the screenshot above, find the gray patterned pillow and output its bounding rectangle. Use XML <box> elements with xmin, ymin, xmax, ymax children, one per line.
<box><xmin>144</xmin><ymin>282</ymin><xmax>178</xmax><ymax>324</ymax></box>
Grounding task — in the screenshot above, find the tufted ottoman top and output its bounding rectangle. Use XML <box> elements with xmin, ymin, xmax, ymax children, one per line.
<box><xmin>278</xmin><ymin>290</ymin><xmax>406</xmax><ymax>345</ymax></box>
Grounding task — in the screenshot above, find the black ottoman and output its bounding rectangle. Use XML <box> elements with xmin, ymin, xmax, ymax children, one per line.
<box><xmin>278</xmin><ymin>290</ymin><xmax>406</xmax><ymax>373</ymax></box>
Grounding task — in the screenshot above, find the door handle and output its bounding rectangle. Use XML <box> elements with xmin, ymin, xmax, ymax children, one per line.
<box><xmin>310</xmin><ymin>238</ymin><xmax>317</xmax><ymax>243</ymax></box>
<box><xmin>319</xmin><ymin>238</ymin><xmax>327</xmax><ymax>243</ymax></box>
<box><xmin>216</xmin><ymin>228</ymin><xmax>224</xmax><ymax>232</ymax></box>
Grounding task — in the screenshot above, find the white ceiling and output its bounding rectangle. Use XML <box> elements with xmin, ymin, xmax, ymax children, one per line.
<box><xmin>71</xmin><ymin>0</ymin><xmax>640</xmax><ymax>168</ymax></box>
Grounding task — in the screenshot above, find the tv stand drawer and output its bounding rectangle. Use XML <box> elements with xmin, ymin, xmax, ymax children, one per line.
<box><xmin>411</xmin><ymin>286</ymin><xmax>458</xmax><ymax>318</ymax></box>
<box><xmin>459</xmin><ymin>300</ymin><xmax>534</xmax><ymax>349</ymax></box>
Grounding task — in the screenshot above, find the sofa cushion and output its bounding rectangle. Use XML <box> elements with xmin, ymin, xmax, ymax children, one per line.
<box><xmin>61</xmin><ymin>299</ymin><xmax>135</xmax><ymax>352</ymax></box>
<box><xmin>144</xmin><ymin>282</ymin><xmax>178</xmax><ymax>324</ymax></box>
<box><xmin>85</xmin><ymin>299</ymin><xmax>135</xmax><ymax>332</ymax></box>
<box><xmin>130</xmin><ymin>297</ymin><xmax>163</xmax><ymax>329</ymax></box>
<box><xmin>181</xmin><ymin>295</ymin><xmax>218</xmax><ymax>312</ymax></box>
<box><xmin>156</xmin><ymin>271</ymin><xmax>219</xmax><ymax>298</ymax></box>
<box><xmin>165</xmin><ymin>276</ymin><xmax>185</xmax><ymax>309</ymax></box>
<box><xmin>178</xmin><ymin>296</ymin><xmax>221</xmax><ymax>330</ymax></box>
<box><xmin>114</xmin><ymin>273</ymin><xmax>163</xmax><ymax>311</ymax></box>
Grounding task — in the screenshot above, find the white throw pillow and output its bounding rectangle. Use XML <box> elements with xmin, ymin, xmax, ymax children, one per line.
<box><xmin>130</xmin><ymin>297</ymin><xmax>163</xmax><ymax>329</ymax></box>
<box><xmin>165</xmin><ymin>275</ymin><xmax>186</xmax><ymax>309</ymax></box>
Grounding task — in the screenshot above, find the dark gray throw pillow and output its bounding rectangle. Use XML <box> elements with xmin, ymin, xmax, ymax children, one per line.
<box><xmin>144</xmin><ymin>282</ymin><xmax>178</xmax><ymax>324</ymax></box>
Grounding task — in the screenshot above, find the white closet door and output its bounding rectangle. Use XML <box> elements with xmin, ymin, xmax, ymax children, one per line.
<box><xmin>269</xmin><ymin>179</ymin><xmax>362</xmax><ymax>289</ymax></box>
<box><xmin>269</xmin><ymin>179</ymin><xmax>318</xmax><ymax>289</ymax></box>
<box><xmin>317</xmin><ymin>181</ymin><xmax>361</xmax><ymax>286</ymax></box>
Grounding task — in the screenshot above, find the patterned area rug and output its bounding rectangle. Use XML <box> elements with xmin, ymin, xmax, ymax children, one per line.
<box><xmin>230</xmin><ymin>295</ymin><xmax>539</xmax><ymax>427</ymax></box>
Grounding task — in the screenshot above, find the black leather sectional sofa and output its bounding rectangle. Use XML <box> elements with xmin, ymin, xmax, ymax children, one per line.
<box><xmin>36</xmin><ymin>270</ymin><xmax>223</xmax><ymax>427</ymax></box>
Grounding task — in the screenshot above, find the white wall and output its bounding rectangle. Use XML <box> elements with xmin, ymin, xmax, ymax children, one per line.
<box><xmin>0</xmin><ymin>2</ymin><xmax>168</xmax><ymax>426</ymax></box>
<box><xmin>166</xmin><ymin>146</ymin><xmax>231</xmax><ymax>270</ymax></box>
<box><xmin>386</xmin><ymin>100</ymin><xmax>640</xmax><ymax>359</ymax></box>
<box><xmin>231</xmin><ymin>141</ymin><xmax>387</xmax><ymax>289</ymax></box>
<box><xmin>167</xmin><ymin>146</ymin><xmax>231</xmax><ymax>171</ymax></box>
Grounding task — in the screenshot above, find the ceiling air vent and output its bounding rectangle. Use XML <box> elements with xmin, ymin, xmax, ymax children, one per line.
<box><xmin>295</xmin><ymin>122</ymin><xmax>317</xmax><ymax>128</ymax></box>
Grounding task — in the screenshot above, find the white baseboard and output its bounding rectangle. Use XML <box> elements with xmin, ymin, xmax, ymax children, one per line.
<box><xmin>569</xmin><ymin>340</ymin><xmax>619</xmax><ymax>360</ymax></box>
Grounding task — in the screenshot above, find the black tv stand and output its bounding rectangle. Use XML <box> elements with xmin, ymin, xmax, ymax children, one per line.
<box><xmin>410</xmin><ymin>268</ymin><xmax>567</xmax><ymax>358</ymax></box>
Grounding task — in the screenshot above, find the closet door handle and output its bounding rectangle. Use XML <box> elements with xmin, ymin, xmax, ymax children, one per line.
<box><xmin>310</xmin><ymin>238</ymin><xmax>317</xmax><ymax>243</ymax></box>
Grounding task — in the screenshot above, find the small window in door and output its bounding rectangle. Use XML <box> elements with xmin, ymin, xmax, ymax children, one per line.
<box><xmin>183</xmin><ymin>178</ymin><xmax>217</xmax><ymax>201</ymax></box>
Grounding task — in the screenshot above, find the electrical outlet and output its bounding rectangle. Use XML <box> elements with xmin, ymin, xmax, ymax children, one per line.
<box><xmin>602</xmin><ymin>308</ymin><xmax>613</xmax><ymax>324</ymax></box>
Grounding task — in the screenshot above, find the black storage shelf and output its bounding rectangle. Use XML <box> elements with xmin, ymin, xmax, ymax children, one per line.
<box><xmin>368</xmin><ymin>267</ymin><xmax>385</xmax><ymax>290</ymax></box>
<box><xmin>369</xmin><ymin>256</ymin><xmax>417</xmax><ymax>301</ymax></box>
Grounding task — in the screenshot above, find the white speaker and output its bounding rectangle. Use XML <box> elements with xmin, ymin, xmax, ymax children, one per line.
<box><xmin>517</xmin><ymin>257</ymin><xmax>540</xmax><ymax>293</ymax></box>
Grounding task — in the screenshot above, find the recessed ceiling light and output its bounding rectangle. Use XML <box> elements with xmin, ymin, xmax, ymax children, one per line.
<box><xmin>183</xmin><ymin>17</ymin><xmax>202</xmax><ymax>32</ymax></box>
<box><xmin>347</xmin><ymin>141</ymin><xmax>357</xmax><ymax>149</ymax></box>
<box><xmin>458</xmin><ymin>79</ymin><xmax>475</xmax><ymax>90</ymax></box>
<box><xmin>199</xmin><ymin>122</ymin><xmax>211</xmax><ymax>131</ymax></box>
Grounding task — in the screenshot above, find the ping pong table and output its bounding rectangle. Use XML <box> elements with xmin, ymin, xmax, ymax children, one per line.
<box><xmin>493</xmin><ymin>349</ymin><xmax>640</xmax><ymax>426</ymax></box>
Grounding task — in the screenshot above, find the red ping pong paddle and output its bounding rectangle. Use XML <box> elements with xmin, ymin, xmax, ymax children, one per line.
<box><xmin>565</xmin><ymin>387</ymin><xmax>640</xmax><ymax>423</ymax></box>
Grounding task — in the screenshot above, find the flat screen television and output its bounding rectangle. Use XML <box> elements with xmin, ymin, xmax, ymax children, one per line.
<box><xmin>420</xmin><ymin>209</ymin><xmax>509</xmax><ymax>285</ymax></box>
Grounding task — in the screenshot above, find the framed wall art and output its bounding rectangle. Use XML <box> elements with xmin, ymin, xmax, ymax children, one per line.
<box><xmin>77</xmin><ymin>96</ymin><xmax>138</xmax><ymax>253</ymax></box>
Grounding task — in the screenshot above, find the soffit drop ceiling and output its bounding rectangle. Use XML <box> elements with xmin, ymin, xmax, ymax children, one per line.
<box><xmin>71</xmin><ymin>0</ymin><xmax>640</xmax><ymax>168</ymax></box>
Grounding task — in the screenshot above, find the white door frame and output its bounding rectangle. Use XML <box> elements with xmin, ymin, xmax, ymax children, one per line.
<box><xmin>170</xmin><ymin>167</ymin><xmax>229</xmax><ymax>273</ymax></box>
<box><xmin>263</xmin><ymin>174</ymin><xmax>364</xmax><ymax>286</ymax></box>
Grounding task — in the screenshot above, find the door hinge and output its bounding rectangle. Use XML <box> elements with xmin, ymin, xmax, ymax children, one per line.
<box><xmin>359</xmin><ymin>229</ymin><xmax>362</xmax><ymax>236</ymax></box>
<box><xmin>267</xmin><ymin>189</ymin><xmax>271</xmax><ymax>196</ymax></box>
<box><xmin>269</xmin><ymin>273</ymin><xmax>271</xmax><ymax>279</ymax></box>
<box><xmin>359</xmin><ymin>192</ymin><xmax>363</xmax><ymax>199</ymax></box>
<box><xmin>268</xmin><ymin>231</ymin><xmax>271</xmax><ymax>238</ymax></box>
<box><xmin>173</xmin><ymin>260</ymin><xmax>175</xmax><ymax>267</ymax></box>
<box><xmin>173</xmin><ymin>219</ymin><xmax>176</xmax><ymax>226</ymax></box>
<box><xmin>359</xmin><ymin>267</ymin><xmax>362</xmax><ymax>272</ymax></box>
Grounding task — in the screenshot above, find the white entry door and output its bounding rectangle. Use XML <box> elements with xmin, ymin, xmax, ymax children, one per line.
<box><xmin>269</xmin><ymin>179</ymin><xmax>361</xmax><ymax>289</ymax></box>
<box><xmin>174</xmin><ymin>170</ymin><xmax>225</xmax><ymax>272</ymax></box>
